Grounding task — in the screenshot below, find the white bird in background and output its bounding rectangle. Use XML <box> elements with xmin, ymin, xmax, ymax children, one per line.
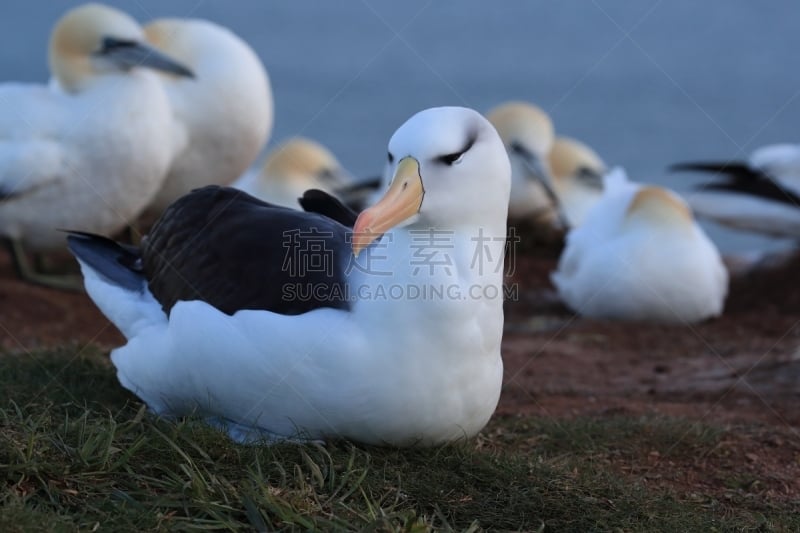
<box><xmin>67</xmin><ymin>106</ymin><xmax>510</xmax><ymax>446</ymax></box>
<box><xmin>552</xmin><ymin>171</ymin><xmax>728</xmax><ymax>323</ymax></box>
<box><xmin>0</xmin><ymin>3</ymin><xmax>193</xmax><ymax>287</ymax></box>
<box><xmin>671</xmin><ymin>144</ymin><xmax>800</xmax><ymax>238</ymax></box>
<box><xmin>233</xmin><ymin>137</ymin><xmax>354</xmax><ymax>208</ymax></box>
<box><xmin>143</xmin><ymin>17</ymin><xmax>273</xmax><ymax>214</ymax></box>
<box><xmin>548</xmin><ymin>136</ymin><xmax>607</xmax><ymax>227</ymax></box>
<box><xmin>486</xmin><ymin>101</ymin><xmax>564</xmax><ymax>225</ymax></box>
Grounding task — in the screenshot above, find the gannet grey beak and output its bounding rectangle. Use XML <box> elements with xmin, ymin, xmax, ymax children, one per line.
<box><xmin>511</xmin><ymin>141</ymin><xmax>548</xmax><ymax>183</ymax></box>
<box><xmin>319</xmin><ymin>167</ymin><xmax>357</xmax><ymax>189</ymax></box>
<box><xmin>97</xmin><ymin>37</ymin><xmax>195</xmax><ymax>78</ymax></box>
<box><xmin>511</xmin><ymin>141</ymin><xmax>571</xmax><ymax>230</ymax></box>
<box><xmin>335</xmin><ymin>175</ymin><xmax>382</xmax><ymax>197</ymax></box>
<box><xmin>352</xmin><ymin>157</ymin><xmax>424</xmax><ymax>257</ymax></box>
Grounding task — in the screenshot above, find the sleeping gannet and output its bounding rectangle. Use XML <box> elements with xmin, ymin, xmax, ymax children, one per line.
<box><xmin>552</xmin><ymin>174</ymin><xmax>728</xmax><ymax>323</ymax></box>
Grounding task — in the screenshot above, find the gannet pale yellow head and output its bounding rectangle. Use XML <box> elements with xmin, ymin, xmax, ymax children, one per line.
<box><xmin>49</xmin><ymin>3</ymin><xmax>193</xmax><ymax>93</ymax></box>
<box><xmin>261</xmin><ymin>137</ymin><xmax>353</xmax><ymax>191</ymax></box>
<box><xmin>546</xmin><ymin>136</ymin><xmax>607</xmax><ymax>227</ymax></box>
<box><xmin>353</xmin><ymin>107</ymin><xmax>510</xmax><ymax>255</ymax></box>
<box><xmin>625</xmin><ymin>186</ymin><xmax>693</xmax><ymax>229</ymax></box>
<box><xmin>487</xmin><ymin>101</ymin><xmax>555</xmax><ymax>158</ymax></box>
<box><xmin>143</xmin><ymin>19</ymin><xmax>190</xmax><ymax>73</ymax></box>
<box><xmin>549</xmin><ymin>136</ymin><xmax>606</xmax><ymax>187</ymax></box>
<box><xmin>485</xmin><ymin>101</ymin><xmax>559</xmax><ymax>221</ymax></box>
<box><xmin>144</xmin><ymin>18</ymin><xmax>225</xmax><ymax>80</ymax></box>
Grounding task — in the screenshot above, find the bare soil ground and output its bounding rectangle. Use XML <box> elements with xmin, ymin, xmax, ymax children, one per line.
<box><xmin>2</xmin><ymin>245</ymin><xmax>800</xmax><ymax>503</ymax></box>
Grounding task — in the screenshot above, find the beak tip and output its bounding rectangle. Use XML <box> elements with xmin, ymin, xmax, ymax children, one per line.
<box><xmin>351</xmin><ymin>232</ymin><xmax>367</xmax><ymax>258</ymax></box>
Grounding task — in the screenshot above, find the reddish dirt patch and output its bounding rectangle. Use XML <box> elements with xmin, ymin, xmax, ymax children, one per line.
<box><xmin>0</xmin><ymin>253</ymin><xmax>123</xmax><ymax>352</ymax></box>
<box><xmin>2</xmin><ymin>245</ymin><xmax>800</xmax><ymax>500</ymax></box>
<box><xmin>496</xmin><ymin>245</ymin><xmax>800</xmax><ymax>500</ymax></box>
<box><xmin>500</xmin><ymin>250</ymin><xmax>800</xmax><ymax>422</ymax></box>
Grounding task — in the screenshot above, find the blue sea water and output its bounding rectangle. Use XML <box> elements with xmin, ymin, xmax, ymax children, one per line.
<box><xmin>3</xmin><ymin>1</ymin><xmax>799</xmax><ymax>252</ymax></box>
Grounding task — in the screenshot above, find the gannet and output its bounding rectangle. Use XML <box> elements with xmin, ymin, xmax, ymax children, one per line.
<box><xmin>0</xmin><ymin>3</ymin><xmax>193</xmax><ymax>287</ymax></box>
<box><xmin>143</xmin><ymin>17</ymin><xmax>273</xmax><ymax>213</ymax></box>
<box><xmin>548</xmin><ymin>136</ymin><xmax>607</xmax><ymax>227</ymax></box>
<box><xmin>486</xmin><ymin>101</ymin><xmax>562</xmax><ymax>225</ymax></box>
<box><xmin>232</xmin><ymin>137</ymin><xmax>353</xmax><ymax>208</ymax></box>
<box><xmin>67</xmin><ymin>106</ymin><xmax>510</xmax><ymax>446</ymax></box>
<box><xmin>552</xmin><ymin>174</ymin><xmax>728</xmax><ymax>323</ymax></box>
<box><xmin>671</xmin><ymin>144</ymin><xmax>800</xmax><ymax>238</ymax></box>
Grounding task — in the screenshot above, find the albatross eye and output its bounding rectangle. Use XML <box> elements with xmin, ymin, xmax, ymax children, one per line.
<box><xmin>388</xmin><ymin>152</ymin><xmax>394</xmax><ymax>164</ymax></box>
<box><xmin>436</xmin><ymin>134</ymin><xmax>476</xmax><ymax>166</ymax></box>
<box><xmin>437</xmin><ymin>150</ymin><xmax>466</xmax><ymax>166</ymax></box>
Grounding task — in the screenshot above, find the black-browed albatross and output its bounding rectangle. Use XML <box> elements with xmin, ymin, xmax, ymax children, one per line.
<box><xmin>67</xmin><ymin>106</ymin><xmax>511</xmax><ymax>446</ymax></box>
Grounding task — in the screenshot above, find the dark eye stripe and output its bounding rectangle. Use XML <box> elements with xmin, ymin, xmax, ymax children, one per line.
<box><xmin>100</xmin><ymin>37</ymin><xmax>138</xmax><ymax>52</ymax></box>
<box><xmin>437</xmin><ymin>151</ymin><xmax>464</xmax><ymax>165</ymax></box>
<box><xmin>436</xmin><ymin>133</ymin><xmax>477</xmax><ymax>166</ymax></box>
<box><xmin>510</xmin><ymin>141</ymin><xmax>533</xmax><ymax>159</ymax></box>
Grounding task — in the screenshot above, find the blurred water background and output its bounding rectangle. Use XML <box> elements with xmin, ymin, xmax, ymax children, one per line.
<box><xmin>3</xmin><ymin>1</ymin><xmax>799</xmax><ymax>253</ymax></box>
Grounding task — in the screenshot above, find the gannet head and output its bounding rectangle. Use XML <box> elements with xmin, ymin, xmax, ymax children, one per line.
<box><xmin>484</xmin><ymin>101</ymin><xmax>559</xmax><ymax>221</ymax></box>
<box><xmin>143</xmin><ymin>18</ymin><xmax>251</xmax><ymax>79</ymax></box>
<box><xmin>624</xmin><ymin>186</ymin><xmax>694</xmax><ymax>230</ymax></box>
<box><xmin>487</xmin><ymin>101</ymin><xmax>555</xmax><ymax>175</ymax></box>
<box><xmin>549</xmin><ymin>136</ymin><xmax>606</xmax><ymax>190</ymax></box>
<box><xmin>262</xmin><ymin>137</ymin><xmax>353</xmax><ymax>192</ymax></box>
<box><xmin>49</xmin><ymin>3</ymin><xmax>193</xmax><ymax>93</ymax></box>
<box><xmin>352</xmin><ymin>107</ymin><xmax>511</xmax><ymax>255</ymax></box>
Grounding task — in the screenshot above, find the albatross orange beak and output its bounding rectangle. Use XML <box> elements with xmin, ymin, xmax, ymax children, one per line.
<box><xmin>352</xmin><ymin>157</ymin><xmax>425</xmax><ymax>257</ymax></box>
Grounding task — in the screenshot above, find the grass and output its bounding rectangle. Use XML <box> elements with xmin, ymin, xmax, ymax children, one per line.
<box><xmin>1</xmin><ymin>347</ymin><xmax>798</xmax><ymax>531</ymax></box>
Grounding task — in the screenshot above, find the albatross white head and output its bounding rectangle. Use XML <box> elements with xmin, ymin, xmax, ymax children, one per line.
<box><xmin>352</xmin><ymin>106</ymin><xmax>511</xmax><ymax>256</ymax></box>
<box><xmin>49</xmin><ymin>3</ymin><xmax>193</xmax><ymax>93</ymax></box>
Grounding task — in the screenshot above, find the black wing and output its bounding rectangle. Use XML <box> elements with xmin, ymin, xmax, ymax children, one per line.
<box><xmin>66</xmin><ymin>231</ymin><xmax>145</xmax><ymax>292</ymax></box>
<box><xmin>669</xmin><ymin>161</ymin><xmax>762</xmax><ymax>180</ymax></box>
<box><xmin>669</xmin><ymin>161</ymin><xmax>800</xmax><ymax>208</ymax></box>
<box><xmin>298</xmin><ymin>189</ymin><xmax>358</xmax><ymax>228</ymax></box>
<box><xmin>142</xmin><ymin>186</ymin><xmax>353</xmax><ymax>316</ymax></box>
